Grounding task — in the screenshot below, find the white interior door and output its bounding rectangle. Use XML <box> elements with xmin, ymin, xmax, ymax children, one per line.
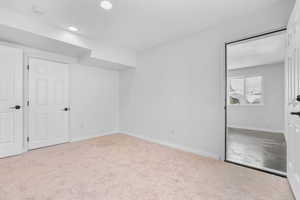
<box><xmin>0</xmin><ymin>45</ymin><xmax>23</xmax><ymax>158</ymax></box>
<box><xmin>286</xmin><ymin>3</ymin><xmax>300</xmax><ymax>199</ymax></box>
<box><xmin>29</xmin><ymin>58</ymin><xmax>69</xmax><ymax>150</ymax></box>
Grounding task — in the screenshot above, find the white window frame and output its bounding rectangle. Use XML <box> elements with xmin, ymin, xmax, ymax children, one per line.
<box><xmin>228</xmin><ymin>75</ymin><xmax>264</xmax><ymax>106</ymax></box>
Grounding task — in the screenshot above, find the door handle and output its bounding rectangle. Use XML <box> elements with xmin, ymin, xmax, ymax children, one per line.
<box><xmin>62</xmin><ymin>107</ymin><xmax>70</xmax><ymax>111</ymax></box>
<box><xmin>9</xmin><ymin>105</ymin><xmax>21</xmax><ymax>110</ymax></box>
<box><xmin>297</xmin><ymin>95</ymin><xmax>300</xmax><ymax>102</ymax></box>
<box><xmin>290</xmin><ymin>112</ymin><xmax>300</xmax><ymax>117</ymax></box>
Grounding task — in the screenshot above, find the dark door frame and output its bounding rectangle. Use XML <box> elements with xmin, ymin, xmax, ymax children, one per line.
<box><xmin>224</xmin><ymin>28</ymin><xmax>287</xmax><ymax>177</ymax></box>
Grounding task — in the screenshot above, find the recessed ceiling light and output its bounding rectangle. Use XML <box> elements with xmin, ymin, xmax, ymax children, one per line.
<box><xmin>100</xmin><ymin>0</ymin><xmax>113</xmax><ymax>10</ymax></box>
<box><xmin>68</xmin><ymin>26</ymin><xmax>79</xmax><ymax>32</ymax></box>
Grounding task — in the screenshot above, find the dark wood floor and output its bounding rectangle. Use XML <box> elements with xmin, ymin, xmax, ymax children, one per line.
<box><xmin>227</xmin><ymin>127</ymin><xmax>287</xmax><ymax>173</ymax></box>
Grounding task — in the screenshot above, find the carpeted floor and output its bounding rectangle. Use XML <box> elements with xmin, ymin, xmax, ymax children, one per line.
<box><xmin>0</xmin><ymin>134</ymin><xmax>294</xmax><ymax>200</ymax></box>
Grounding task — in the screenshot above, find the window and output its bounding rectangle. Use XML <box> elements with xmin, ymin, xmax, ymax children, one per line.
<box><xmin>228</xmin><ymin>76</ymin><xmax>263</xmax><ymax>105</ymax></box>
<box><xmin>229</xmin><ymin>78</ymin><xmax>244</xmax><ymax>104</ymax></box>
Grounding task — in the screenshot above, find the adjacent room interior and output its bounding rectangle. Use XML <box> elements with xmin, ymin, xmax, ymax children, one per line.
<box><xmin>0</xmin><ymin>0</ymin><xmax>299</xmax><ymax>199</ymax></box>
<box><xmin>226</xmin><ymin>31</ymin><xmax>287</xmax><ymax>175</ymax></box>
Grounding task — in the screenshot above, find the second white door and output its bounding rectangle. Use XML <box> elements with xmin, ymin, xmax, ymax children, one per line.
<box><xmin>29</xmin><ymin>58</ymin><xmax>69</xmax><ymax>150</ymax></box>
<box><xmin>0</xmin><ymin>45</ymin><xmax>23</xmax><ymax>158</ymax></box>
<box><xmin>286</xmin><ymin>2</ymin><xmax>300</xmax><ymax>198</ymax></box>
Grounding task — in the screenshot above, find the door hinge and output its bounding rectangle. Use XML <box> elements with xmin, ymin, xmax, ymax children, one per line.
<box><xmin>27</xmin><ymin>65</ymin><xmax>29</xmax><ymax>70</ymax></box>
<box><xmin>27</xmin><ymin>101</ymin><xmax>29</xmax><ymax>106</ymax></box>
<box><xmin>26</xmin><ymin>137</ymin><xmax>29</xmax><ymax>143</ymax></box>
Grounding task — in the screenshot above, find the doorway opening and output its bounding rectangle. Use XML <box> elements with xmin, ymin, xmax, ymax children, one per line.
<box><xmin>225</xmin><ymin>29</ymin><xmax>287</xmax><ymax>176</ymax></box>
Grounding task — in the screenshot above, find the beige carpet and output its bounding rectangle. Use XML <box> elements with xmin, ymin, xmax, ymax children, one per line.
<box><xmin>0</xmin><ymin>134</ymin><xmax>294</xmax><ymax>200</ymax></box>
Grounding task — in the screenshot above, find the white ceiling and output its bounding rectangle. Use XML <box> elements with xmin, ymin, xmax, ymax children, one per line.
<box><xmin>0</xmin><ymin>0</ymin><xmax>291</xmax><ymax>51</ymax></box>
<box><xmin>227</xmin><ymin>32</ymin><xmax>285</xmax><ymax>70</ymax></box>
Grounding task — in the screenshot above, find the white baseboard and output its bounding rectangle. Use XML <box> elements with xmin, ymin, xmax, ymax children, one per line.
<box><xmin>71</xmin><ymin>131</ymin><xmax>119</xmax><ymax>142</ymax></box>
<box><xmin>227</xmin><ymin>125</ymin><xmax>284</xmax><ymax>134</ymax></box>
<box><xmin>122</xmin><ymin>131</ymin><xmax>220</xmax><ymax>160</ymax></box>
<box><xmin>70</xmin><ymin>130</ymin><xmax>220</xmax><ymax>160</ymax></box>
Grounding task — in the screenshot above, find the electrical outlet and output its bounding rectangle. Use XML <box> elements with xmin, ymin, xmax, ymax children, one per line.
<box><xmin>170</xmin><ymin>129</ymin><xmax>175</xmax><ymax>135</ymax></box>
<box><xmin>80</xmin><ymin>122</ymin><xmax>85</xmax><ymax>129</ymax></box>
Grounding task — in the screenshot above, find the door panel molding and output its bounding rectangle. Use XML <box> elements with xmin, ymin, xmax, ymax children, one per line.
<box><xmin>28</xmin><ymin>57</ymin><xmax>70</xmax><ymax>150</ymax></box>
<box><xmin>0</xmin><ymin>45</ymin><xmax>23</xmax><ymax>158</ymax></box>
<box><xmin>286</xmin><ymin>2</ymin><xmax>300</xmax><ymax>198</ymax></box>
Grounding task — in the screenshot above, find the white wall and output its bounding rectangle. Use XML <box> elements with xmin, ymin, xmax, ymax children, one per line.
<box><xmin>119</xmin><ymin>1</ymin><xmax>293</xmax><ymax>160</ymax></box>
<box><xmin>70</xmin><ymin>64</ymin><xmax>119</xmax><ymax>141</ymax></box>
<box><xmin>227</xmin><ymin>63</ymin><xmax>285</xmax><ymax>133</ymax></box>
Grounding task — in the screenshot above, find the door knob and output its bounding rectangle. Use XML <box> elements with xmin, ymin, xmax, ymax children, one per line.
<box><xmin>9</xmin><ymin>105</ymin><xmax>21</xmax><ymax>110</ymax></box>
<box><xmin>291</xmin><ymin>112</ymin><xmax>300</xmax><ymax>117</ymax></box>
<box><xmin>297</xmin><ymin>95</ymin><xmax>300</xmax><ymax>102</ymax></box>
<box><xmin>62</xmin><ymin>107</ymin><xmax>70</xmax><ymax>111</ymax></box>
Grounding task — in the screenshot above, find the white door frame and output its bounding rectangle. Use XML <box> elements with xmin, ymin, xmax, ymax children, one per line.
<box><xmin>0</xmin><ymin>41</ymin><xmax>75</xmax><ymax>155</ymax></box>
<box><xmin>23</xmin><ymin>54</ymin><xmax>71</xmax><ymax>152</ymax></box>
